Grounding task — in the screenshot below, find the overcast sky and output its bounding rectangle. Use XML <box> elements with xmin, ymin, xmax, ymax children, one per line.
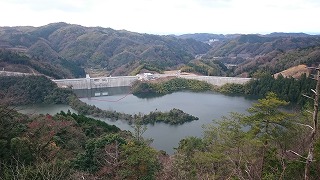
<box><xmin>0</xmin><ymin>0</ymin><xmax>319</xmax><ymax>35</ymax></box>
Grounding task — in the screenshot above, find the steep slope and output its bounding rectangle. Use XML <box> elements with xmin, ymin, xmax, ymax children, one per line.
<box><xmin>27</xmin><ymin>39</ymin><xmax>59</xmax><ymax>61</ymax></box>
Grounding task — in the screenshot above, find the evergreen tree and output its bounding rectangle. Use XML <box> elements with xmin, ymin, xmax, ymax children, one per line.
<box><xmin>242</xmin><ymin>92</ymin><xmax>292</xmax><ymax>179</ymax></box>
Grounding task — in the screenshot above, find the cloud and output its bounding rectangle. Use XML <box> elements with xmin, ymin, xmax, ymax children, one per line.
<box><xmin>10</xmin><ymin>0</ymin><xmax>92</xmax><ymax>12</ymax></box>
<box><xmin>195</xmin><ymin>0</ymin><xmax>234</xmax><ymax>8</ymax></box>
<box><xmin>0</xmin><ymin>0</ymin><xmax>319</xmax><ymax>34</ymax></box>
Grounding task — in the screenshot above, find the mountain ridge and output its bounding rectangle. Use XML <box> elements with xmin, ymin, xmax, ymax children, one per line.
<box><xmin>0</xmin><ymin>22</ymin><xmax>212</xmax><ymax>76</ymax></box>
<box><xmin>1</xmin><ymin>22</ymin><xmax>319</xmax><ymax>78</ymax></box>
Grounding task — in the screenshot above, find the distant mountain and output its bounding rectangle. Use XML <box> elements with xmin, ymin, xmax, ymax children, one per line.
<box><xmin>233</xmin><ymin>45</ymin><xmax>320</xmax><ymax>77</ymax></box>
<box><xmin>204</xmin><ymin>34</ymin><xmax>320</xmax><ymax>58</ymax></box>
<box><xmin>176</xmin><ymin>33</ymin><xmax>241</xmax><ymax>43</ymax></box>
<box><xmin>177</xmin><ymin>33</ymin><xmax>226</xmax><ymax>42</ymax></box>
<box><xmin>176</xmin><ymin>32</ymin><xmax>315</xmax><ymax>43</ymax></box>
<box><xmin>263</xmin><ymin>32</ymin><xmax>312</xmax><ymax>38</ymax></box>
<box><xmin>201</xmin><ymin>34</ymin><xmax>320</xmax><ymax>77</ymax></box>
<box><xmin>0</xmin><ymin>23</ymin><xmax>211</xmax><ymax>76</ymax></box>
<box><xmin>1</xmin><ymin>23</ymin><xmax>319</xmax><ymax>78</ymax></box>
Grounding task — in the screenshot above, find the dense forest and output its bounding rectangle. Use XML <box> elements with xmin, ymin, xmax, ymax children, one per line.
<box><xmin>0</xmin><ymin>106</ymin><xmax>161</xmax><ymax>179</ymax></box>
<box><xmin>244</xmin><ymin>73</ymin><xmax>317</xmax><ymax>104</ymax></box>
<box><xmin>0</xmin><ymin>50</ymin><xmax>85</xmax><ymax>79</ymax></box>
<box><xmin>0</xmin><ymin>75</ymin><xmax>72</xmax><ymax>105</ymax></box>
<box><xmin>132</xmin><ymin>78</ymin><xmax>213</xmax><ymax>95</ymax></box>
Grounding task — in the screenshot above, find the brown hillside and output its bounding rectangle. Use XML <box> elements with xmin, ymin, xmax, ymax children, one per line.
<box><xmin>274</xmin><ymin>64</ymin><xmax>309</xmax><ymax>78</ymax></box>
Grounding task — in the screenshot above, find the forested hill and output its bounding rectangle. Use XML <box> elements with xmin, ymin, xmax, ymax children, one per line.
<box><xmin>176</xmin><ymin>33</ymin><xmax>240</xmax><ymax>42</ymax></box>
<box><xmin>170</xmin><ymin>33</ymin><xmax>320</xmax><ymax>77</ymax></box>
<box><xmin>0</xmin><ymin>50</ymin><xmax>85</xmax><ymax>79</ymax></box>
<box><xmin>201</xmin><ymin>34</ymin><xmax>320</xmax><ymax>77</ymax></box>
<box><xmin>205</xmin><ymin>34</ymin><xmax>320</xmax><ymax>58</ymax></box>
<box><xmin>0</xmin><ymin>22</ymin><xmax>211</xmax><ymax>76</ymax></box>
<box><xmin>1</xmin><ymin>23</ymin><xmax>319</xmax><ymax>77</ymax></box>
<box><xmin>176</xmin><ymin>32</ymin><xmax>312</xmax><ymax>43</ymax></box>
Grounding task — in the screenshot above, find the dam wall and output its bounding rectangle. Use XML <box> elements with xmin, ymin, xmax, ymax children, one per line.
<box><xmin>181</xmin><ymin>75</ymin><xmax>251</xmax><ymax>86</ymax></box>
<box><xmin>0</xmin><ymin>70</ymin><xmax>252</xmax><ymax>89</ymax></box>
<box><xmin>53</xmin><ymin>75</ymin><xmax>251</xmax><ymax>90</ymax></box>
<box><xmin>53</xmin><ymin>76</ymin><xmax>138</xmax><ymax>89</ymax></box>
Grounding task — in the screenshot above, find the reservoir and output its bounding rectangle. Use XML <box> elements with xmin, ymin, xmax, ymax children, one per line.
<box><xmin>20</xmin><ymin>87</ymin><xmax>255</xmax><ymax>154</ymax></box>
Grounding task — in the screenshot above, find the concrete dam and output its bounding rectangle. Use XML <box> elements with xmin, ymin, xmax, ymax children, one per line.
<box><xmin>52</xmin><ymin>75</ymin><xmax>138</xmax><ymax>89</ymax></box>
<box><xmin>181</xmin><ymin>75</ymin><xmax>251</xmax><ymax>86</ymax></box>
<box><xmin>52</xmin><ymin>74</ymin><xmax>251</xmax><ymax>90</ymax></box>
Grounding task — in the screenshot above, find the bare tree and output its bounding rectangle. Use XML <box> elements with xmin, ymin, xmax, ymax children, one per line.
<box><xmin>304</xmin><ymin>65</ymin><xmax>320</xmax><ymax>180</ymax></box>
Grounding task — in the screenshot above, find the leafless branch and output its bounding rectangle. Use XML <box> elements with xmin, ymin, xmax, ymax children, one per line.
<box><xmin>302</xmin><ymin>94</ymin><xmax>314</xmax><ymax>101</ymax></box>
<box><xmin>294</xmin><ymin>123</ymin><xmax>314</xmax><ymax>130</ymax></box>
<box><xmin>287</xmin><ymin>150</ymin><xmax>307</xmax><ymax>160</ymax></box>
<box><xmin>305</xmin><ymin>110</ymin><xmax>313</xmax><ymax>114</ymax></box>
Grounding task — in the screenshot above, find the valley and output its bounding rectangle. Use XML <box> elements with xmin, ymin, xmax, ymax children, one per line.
<box><xmin>0</xmin><ymin>22</ymin><xmax>320</xmax><ymax>179</ymax></box>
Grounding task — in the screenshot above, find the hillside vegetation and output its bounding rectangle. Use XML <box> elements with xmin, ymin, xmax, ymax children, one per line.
<box><xmin>0</xmin><ymin>23</ymin><xmax>211</xmax><ymax>76</ymax></box>
<box><xmin>1</xmin><ymin>23</ymin><xmax>319</xmax><ymax>77</ymax></box>
<box><xmin>274</xmin><ymin>64</ymin><xmax>309</xmax><ymax>78</ymax></box>
<box><xmin>0</xmin><ymin>50</ymin><xmax>85</xmax><ymax>78</ymax></box>
<box><xmin>202</xmin><ymin>34</ymin><xmax>320</xmax><ymax>77</ymax></box>
<box><xmin>177</xmin><ymin>32</ymin><xmax>312</xmax><ymax>43</ymax></box>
